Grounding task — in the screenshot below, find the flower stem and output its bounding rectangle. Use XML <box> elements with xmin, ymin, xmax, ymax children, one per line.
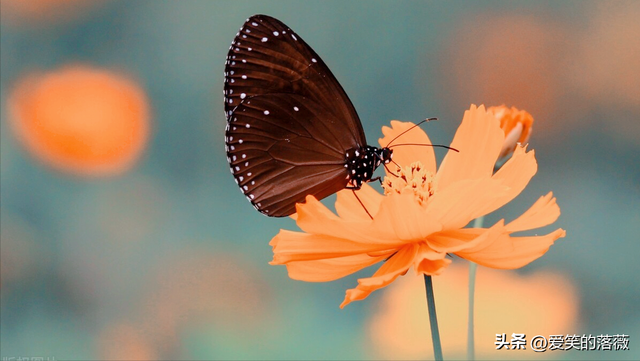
<box><xmin>467</xmin><ymin>262</ymin><xmax>477</xmax><ymax>360</ymax></box>
<box><xmin>467</xmin><ymin>216</ymin><xmax>484</xmax><ymax>360</ymax></box>
<box><xmin>424</xmin><ymin>274</ymin><xmax>443</xmax><ymax>361</ymax></box>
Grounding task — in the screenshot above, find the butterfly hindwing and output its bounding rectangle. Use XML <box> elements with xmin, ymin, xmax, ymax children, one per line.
<box><xmin>224</xmin><ymin>14</ymin><xmax>370</xmax><ymax>216</ymax></box>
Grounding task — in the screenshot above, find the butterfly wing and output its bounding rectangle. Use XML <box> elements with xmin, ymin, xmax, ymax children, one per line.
<box><xmin>224</xmin><ymin>15</ymin><xmax>366</xmax><ymax>216</ymax></box>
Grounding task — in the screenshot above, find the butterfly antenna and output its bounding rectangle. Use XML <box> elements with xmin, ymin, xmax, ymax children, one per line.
<box><xmin>384</xmin><ymin>118</ymin><xmax>437</xmax><ymax>147</ymax></box>
<box><xmin>389</xmin><ymin>143</ymin><xmax>459</xmax><ymax>152</ymax></box>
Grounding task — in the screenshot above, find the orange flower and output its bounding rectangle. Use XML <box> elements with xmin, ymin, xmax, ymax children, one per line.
<box><xmin>270</xmin><ymin>104</ymin><xmax>565</xmax><ymax>308</ymax></box>
<box><xmin>489</xmin><ymin>105</ymin><xmax>534</xmax><ymax>162</ymax></box>
<box><xmin>8</xmin><ymin>65</ymin><xmax>151</xmax><ymax>177</ymax></box>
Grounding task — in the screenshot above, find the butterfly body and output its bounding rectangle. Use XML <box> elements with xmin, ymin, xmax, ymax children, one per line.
<box><xmin>224</xmin><ymin>15</ymin><xmax>392</xmax><ymax>217</ymax></box>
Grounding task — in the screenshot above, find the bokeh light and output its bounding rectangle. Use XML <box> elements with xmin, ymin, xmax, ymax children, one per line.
<box><xmin>437</xmin><ymin>12</ymin><xmax>567</xmax><ymax>133</ymax></box>
<box><xmin>367</xmin><ymin>264</ymin><xmax>579</xmax><ymax>360</ymax></box>
<box><xmin>8</xmin><ymin>65</ymin><xmax>151</xmax><ymax>177</ymax></box>
<box><xmin>565</xmin><ymin>1</ymin><xmax>640</xmax><ymax>143</ymax></box>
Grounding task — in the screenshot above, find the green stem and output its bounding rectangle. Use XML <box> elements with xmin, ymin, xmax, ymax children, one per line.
<box><xmin>467</xmin><ymin>262</ymin><xmax>477</xmax><ymax>360</ymax></box>
<box><xmin>424</xmin><ymin>274</ymin><xmax>443</xmax><ymax>361</ymax></box>
<box><xmin>467</xmin><ymin>216</ymin><xmax>484</xmax><ymax>360</ymax></box>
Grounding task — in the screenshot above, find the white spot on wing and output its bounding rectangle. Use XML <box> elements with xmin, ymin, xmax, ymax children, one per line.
<box><xmin>311</xmin><ymin>58</ymin><xmax>317</xmax><ymax>63</ymax></box>
<box><xmin>264</xmin><ymin>110</ymin><xmax>270</xmax><ymax>115</ymax></box>
<box><xmin>291</xmin><ymin>34</ymin><xmax>298</xmax><ymax>41</ymax></box>
<box><xmin>273</xmin><ymin>31</ymin><xmax>279</xmax><ymax>36</ymax></box>
<box><xmin>293</xmin><ymin>106</ymin><xmax>299</xmax><ymax>111</ymax></box>
<box><xmin>261</xmin><ymin>37</ymin><xmax>268</xmax><ymax>42</ymax></box>
<box><xmin>240</xmin><ymin>93</ymin><xmax>246</xmax><ymax>99</ymax></box>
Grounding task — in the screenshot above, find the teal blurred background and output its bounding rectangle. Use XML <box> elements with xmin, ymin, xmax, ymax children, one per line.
<box><xmin>1</xmin><ymin>1</ymin><xmax>639</xmax><ymax>360</ymax></box>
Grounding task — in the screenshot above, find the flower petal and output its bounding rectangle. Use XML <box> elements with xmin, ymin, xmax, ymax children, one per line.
<box><xmin>341</xmin><ymin>243</ymin><xmax>419</xmax><ymax>308</ymax></box>
<box><xmin>295</xmin><ymin>195</ymin><xmax>400</xmax><ymax>246</ymax></box>
<box><xmin>335</xmin><ymin>183</ymin><xmax>384</xmax><ymax>221</ymax></box>
<box><xmin>372</xmin><ymin>191</ymin><xmax>443</xmax><ymax>241</ymax></box>
<box><xmin>378</xmin><ymin>121</ymin><xmax>437</xmax><ymax>175</ymax></box>
<box><xmin>435</xmin><ymin>105</ymin><xmax>504</xmax><ymax>190</ymax></box>
<box><xmin>428</xmin><ymin>225</ymin><xmax>496</xmax><ymax>253</ymax></box>
<box><xmin>506</xmin><ymin>192</ymin><xmax>561</xmax><ymax>233</ymax></box>
<box><xmin>283</xmin><ymin>253</ymin><xmax>391</xmax><ymax>282</ymax></box>
<box><xmin>270</xmin><ymin>230</ymin><xmax>396</xmax><ymax>264</ymax></box>
<box><xmin>482</xmin><ymin>144</ymin><xmax>538</xmax><ymax>214</ymax></box>
<box><xmin>425</xmin><ymin>177</ymin><xmax>510</xmax><ymax>230</ymax></box>
<box><xmin>413</xmin><ymin>242</ymin><xmax>452</xmax><ymax>275</ymax></box>
<box><xmin>457</xmin><ymin>226</ymin><xmax>566</xmax><ymax>269</ymax></box>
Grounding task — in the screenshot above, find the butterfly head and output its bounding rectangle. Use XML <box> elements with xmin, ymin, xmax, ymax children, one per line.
<box><xmin>378</xmin><ymin>147</ymin><xmax>393</xmax><ymax>165</ymax></box>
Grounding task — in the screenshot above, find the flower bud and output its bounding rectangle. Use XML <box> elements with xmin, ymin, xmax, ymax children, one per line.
<box><xmin>489</xmin><ymin>105</ymin><xmax>534</xmax><ymax>162</ymax></box>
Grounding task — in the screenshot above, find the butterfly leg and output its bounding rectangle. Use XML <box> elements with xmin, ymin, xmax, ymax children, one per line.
<box><xmin>351</xmin><ymin>190</ymin><xmax>373</xmax><ymax>219</ymax></box>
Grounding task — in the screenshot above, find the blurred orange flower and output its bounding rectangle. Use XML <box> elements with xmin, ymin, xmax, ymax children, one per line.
<box><xmin>270</xmin><ymin>105</ymin><xmax>565</xmax><ymax>308</ymax></box>
<box><xmin>438</xmin><ymin>13</ymin><xmax>566</xmax><ymax>131</ymax></box>
<box><xmin>367</xmin><ymin>264</ymin><xmax>579</xmax><ymax>359</ymax></box>
<box><xmin>8</xmin><ymin>65</ymin><xmax>151</xmax><ymax>177</ymax></box>
<box><xmin>489</xmin><ymin>105</ymin><xmax>534</xmax><ymax>162</ymax></box>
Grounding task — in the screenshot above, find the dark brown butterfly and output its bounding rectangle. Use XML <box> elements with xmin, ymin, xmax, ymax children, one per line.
<box><xmin>224</xmin><ymin>15</ymin><xmax>392</xmax><ymax>217</ymax></box>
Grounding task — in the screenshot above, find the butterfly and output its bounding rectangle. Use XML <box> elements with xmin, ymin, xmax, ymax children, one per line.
<box><xmin>223</xmin><ymin>14</ymin><xmax>393</xmax><ymax>217</ymax></box>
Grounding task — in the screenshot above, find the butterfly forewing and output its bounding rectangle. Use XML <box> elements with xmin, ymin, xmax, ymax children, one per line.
<box><xmin>224</xmin><ymin>15</ymin><xmax>369</xmax><ymax>217</ymax></box>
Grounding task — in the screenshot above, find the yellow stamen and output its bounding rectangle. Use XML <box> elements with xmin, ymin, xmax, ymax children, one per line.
<box><xmin>383</xmin><ymin>161</ymin><xmax>435</xmax><ymax>205</ymax></box>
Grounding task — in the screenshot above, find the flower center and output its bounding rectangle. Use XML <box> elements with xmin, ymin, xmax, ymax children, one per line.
<box><xmin>382</xmin><ymin>161</ymin><xmax>435</xmax><ymax>205</ymax></box>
